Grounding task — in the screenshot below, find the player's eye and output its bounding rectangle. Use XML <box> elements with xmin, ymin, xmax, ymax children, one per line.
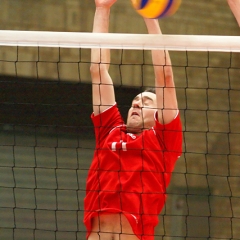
<box><xmin>143</xmin><ymin>100</ymin><xmax>150</xmax><ymax>106</ymax></box>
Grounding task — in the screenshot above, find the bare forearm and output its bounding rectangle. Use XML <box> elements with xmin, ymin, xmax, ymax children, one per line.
<box><xmin>144</xmin><ymin>18</ymin><xmax>173</xmax><ymax>87</ymax></box>
<box><xmin>91</xmin><ymin>7</ymin><xmax>111</xmax><ymax>73</ymax></box>
<box><xmin>144</xmin><ymin>18</ymin><xmax>178</xmax><ymax>124</ymax></box>
<box><xmin>228</xmin><ymin>0</ymin><xmax>240</xmax><ymax>26</ymax></box>
<box><xmin>91</xmin><ymin>3</ymin><xmax>115</xmax><ymax>115</ymax></box>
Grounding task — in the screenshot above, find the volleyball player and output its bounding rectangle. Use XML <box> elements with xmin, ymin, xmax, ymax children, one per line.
<box><xmin>83</xmin><ymin>0</ymin><xmax>182</xmax><ymax>239</ymax></box>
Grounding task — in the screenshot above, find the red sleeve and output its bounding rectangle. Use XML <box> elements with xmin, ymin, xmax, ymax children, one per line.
<box><xmin>154</xmin><ymin>112</ymin><xmax>183</xmax><ymax>172</ymax></box>
<box><xmin>91</xmin><ymin>104</ymin><xmax>124</xmax><ymax>148</ymax></box>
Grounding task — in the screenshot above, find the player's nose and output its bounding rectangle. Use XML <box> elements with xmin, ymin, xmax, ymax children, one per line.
<box><xmin>132</xmin><ymin>102</ymin><xmax>141</xmax><ymax>108</ymax></box>
<box><xmin>132</xmin><ymin>99</ymin><xmax>142</xmax><ymax>108</ymax></box>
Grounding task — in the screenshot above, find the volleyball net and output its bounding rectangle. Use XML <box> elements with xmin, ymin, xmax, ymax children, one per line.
<box><xmin>0</xmin><ymin>31</ymin><xmax>240</xmax><ymax>240</ymax></box>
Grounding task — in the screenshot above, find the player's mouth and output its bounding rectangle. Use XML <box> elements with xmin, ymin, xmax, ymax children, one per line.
<box><xmin>131</xmin><ymin>111</ymin><xmax>140</xmax><ymax>117</ymax></box>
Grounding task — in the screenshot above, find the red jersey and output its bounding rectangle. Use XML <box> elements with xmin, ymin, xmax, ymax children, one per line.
<box><xmin>84</xmin><ymin>104</ymin><xmax>182</xmax><ymax>239</ymax></box>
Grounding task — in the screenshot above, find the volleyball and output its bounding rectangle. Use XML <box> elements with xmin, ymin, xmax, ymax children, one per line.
<box><xmin>131</xmin><ymin>0</ymin><xmax>181</xmax><ymax>19</ymax></box>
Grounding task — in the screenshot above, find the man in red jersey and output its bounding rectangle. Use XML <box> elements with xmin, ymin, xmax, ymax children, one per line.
<box><xmin>84</xmin><ymin>0</ymin><xmax>182</xmax><ymax>239</ymax></box>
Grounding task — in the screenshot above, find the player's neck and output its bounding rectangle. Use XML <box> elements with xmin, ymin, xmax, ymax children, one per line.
<box><xmin>126</xmin><ymin>126</ymin><xmax>146</xmax><ymax>135</ymax></box>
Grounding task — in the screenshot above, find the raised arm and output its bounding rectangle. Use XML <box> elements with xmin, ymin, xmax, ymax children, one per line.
<box><xmin>90</xmin><ymin>0</ymin><xmax>117</xmax><ymax>115</ymax></box>
<box><xmin>227</xmin><ymin>0</ymin><xmax>240</xmax><ymax>26</ymax></box>
<box><xmin>144</xmin><ymin>19</ymin><xmax>178</xmax><ymax>124</ymax></box>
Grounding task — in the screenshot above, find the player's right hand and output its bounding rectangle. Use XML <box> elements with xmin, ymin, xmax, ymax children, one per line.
<box><xmin>95</xmin><ymin>0</ymin><xmax>117</xmax><ymax>8</ymax></box>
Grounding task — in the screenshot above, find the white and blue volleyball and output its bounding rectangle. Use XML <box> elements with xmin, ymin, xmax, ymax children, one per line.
<box><xmin>131</xmin><ymin>0</ymin><xmax>181</xmax><ymax>19</ymax></box>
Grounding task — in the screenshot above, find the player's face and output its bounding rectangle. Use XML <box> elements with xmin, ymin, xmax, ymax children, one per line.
<box><xmin>126</xmin><ymin>92</ymin><xmax>157</xmax><ymax>133</ymax></box>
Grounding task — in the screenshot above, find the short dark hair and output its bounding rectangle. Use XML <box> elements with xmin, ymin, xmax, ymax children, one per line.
<box><xmin>144</xmin><ymin>87</ymin><xmax>156</xmax><ymax>94</ymax></box>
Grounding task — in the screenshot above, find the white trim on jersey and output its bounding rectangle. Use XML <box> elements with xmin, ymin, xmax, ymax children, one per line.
<box><xmin>122</xmin><ymin>142</ymin><xmax>127</xmax><ymax>151</ymax></box>
<box><xmin>111</xmin><ymin>142</ymin><xmax>117</xmax><ymax>151</ymax></box>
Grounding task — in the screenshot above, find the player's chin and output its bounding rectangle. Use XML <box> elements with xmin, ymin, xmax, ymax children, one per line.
<box><xmin>126</xmin><ymin>121</ymin><xmax>143</xmax><ymax>133</ymax></box>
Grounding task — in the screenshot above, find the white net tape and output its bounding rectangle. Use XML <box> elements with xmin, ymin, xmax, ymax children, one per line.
<box><xmin>0</xmin><ymin>30</ymin><xmax>240</xmax><ymax>52</ymax></box>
